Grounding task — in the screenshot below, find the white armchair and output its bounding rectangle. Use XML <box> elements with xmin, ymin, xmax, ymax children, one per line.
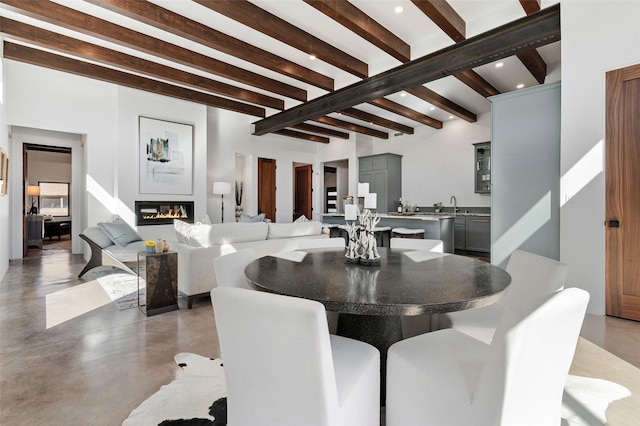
<box><xmin>386</xmin><ymin>287</ymin><xmax>590</xmax><ymax>426</ymax></box>
<box><xmin>432</xmin><ymin>249</ymin><xmax>568</xmax><ymax>343</ymax></box>
<box><xmin>213</xmin><ymin>248</ymin><xmax>257</xmax><ymax>290</ymax></box>
<box><xmin>211</xmin><ymin>287</ymin><xmax>380</xmax><ymax>426</ymax></box>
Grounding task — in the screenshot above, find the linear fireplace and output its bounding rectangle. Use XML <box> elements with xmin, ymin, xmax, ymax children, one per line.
<box><xmin>135</xmin><ymin>201</ymin><xmax>194</xmax><ymax>226</ymax></box>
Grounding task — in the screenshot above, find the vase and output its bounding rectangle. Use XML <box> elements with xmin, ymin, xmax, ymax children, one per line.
<box><xmin>155</xmin><ymin>239</ymin><xmax>164</xmax><ymax>253</ymax></box>
<box><xmin>235</xmin><ymin>205</ymin><xmax>243</xmax><ymax>222</ymax></box>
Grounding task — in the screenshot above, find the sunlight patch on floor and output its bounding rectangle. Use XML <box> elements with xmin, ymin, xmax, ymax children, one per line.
<box><xmin>45</xmin><ymin>279</ymin><xmax>111</xmax><ymax>329</ymax></box>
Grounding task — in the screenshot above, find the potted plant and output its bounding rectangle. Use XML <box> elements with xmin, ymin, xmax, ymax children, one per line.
<box><xmin>433</xmin><ymin>202</ymin><xmax>443</xmax><ymax>214</ymax></box>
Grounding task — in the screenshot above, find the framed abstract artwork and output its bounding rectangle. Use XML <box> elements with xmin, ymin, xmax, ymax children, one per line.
<box><xmin>139</xmin><ymin>117</ymin><xmax>193</xmax><ymax>195</ymax></box>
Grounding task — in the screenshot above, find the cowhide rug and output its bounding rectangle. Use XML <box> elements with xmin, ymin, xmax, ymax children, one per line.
<box><xmin>123</xmin><ymin>353</ymin><xmax>227</xmax><ymax>426</ymax></box>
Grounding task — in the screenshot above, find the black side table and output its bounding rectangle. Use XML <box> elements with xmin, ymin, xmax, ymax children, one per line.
<box><xmin>137</xmin><ymin>251</ymin><xmax>179</xmax><ymax>316</ymax></box>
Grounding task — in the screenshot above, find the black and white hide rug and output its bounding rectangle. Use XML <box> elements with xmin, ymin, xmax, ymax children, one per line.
<box><xmin>123</xmin><ymin>353</ymin><xmax>227</xmax><ymax>426</ymax></box>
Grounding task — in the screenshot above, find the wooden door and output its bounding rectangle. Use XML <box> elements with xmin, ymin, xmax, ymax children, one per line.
<box><xmin>258</xmin><ymin>157</ymin><xmax>276</xmax><ymax>222</ymax></box>
<box><xmin>605</xmin><ymin>64</ymin><xmax>640</xmax><ymax>321</ymax></box>
<box><xmin>294</xmin><ymin>164</ymin><xmax>312</xmax><ymax>221</ymax></box>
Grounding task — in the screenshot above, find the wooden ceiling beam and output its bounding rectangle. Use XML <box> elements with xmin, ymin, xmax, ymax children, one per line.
<box><xmin>411</xmin><ymin>0</ymin><xmax>465</xmax><ymax>42</ymax></box>
<box><xmin>518</xmin><ymin>0</ymin><xmax>547</xmax><ymax>84</ymax></box>
<box><xmin>519</xmin><ymin>0</ymin><xmax>541</xmax><ymax>15</ymax></box>
<box><xmin>87</xmin><ymin>0</ymin><xmax>334</xmax><ymax>91</ymax></box>
<box><xmin>314</xmin><ymin>117</ymin><xmax>388</xmax><ymax>139</ymax></box>
<box><xmin>253</xmin><ymin>4</ymin><xmax>560</xmax><ymax>135</ymax></box>
<box><xmin>0</xmin><ymin>17</ymin><xmax>284</xmax><ymax>110</ymax></box>
<box><xmin>454</xmin><ymin>70</ymin><xmax>500</xmax><ymax>97</ymax></box>
<box><xmin>303</xmin><ymin>0</ymin><xmax>410</xmax><ymax>63</ymax></box>
<box><xmin>273</xmin><ymin>129</ymin><xmax>330</xmax><ymax>144</ymax></box>
<box><xmin>412</xmin><ymin>0</ymin><xmax>499</xmax><ymax>98</ymax></box>
<box><xmin>405</xmin><ymin>86</ymin><xmax>476</xmax><ymax>122</ymax></box>
<box><xmin>3</xmin><ymin>42</ymin><xmax>265</xmax><ymax>117</ymax></box>
<box><xmin>339</xmin><ymin>108</ymin><xmax>414</xmax><ymax>134</ymax></box>
<box><xmin>369</xmin><ymin>98</ymin><xmax>442</xmax><ymax>129</ymax></box>
<box><xmin>195</xmin><ymin>0</ymin><xmax>368</xmax><ymax>78</ymax></box>
<box><xmin>0</xmin><ymin>0</ymin><xmax>307</xmax><ymax>101</ymax></box>
<box><xmin>292</xmin><ymin>123</ymin><xmax>350</xmax><ymax>139</ymax></box>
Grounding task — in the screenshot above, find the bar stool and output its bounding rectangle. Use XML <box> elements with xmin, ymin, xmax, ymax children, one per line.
<box><xmin>373</xmin><ymin>226</ymin><xmax>392</xmax><ymax>247</ymax></box>
<box><xmin>391</xmin><ymin>227</ymin><xmax>425</xmax><ymax>239</ymax></box>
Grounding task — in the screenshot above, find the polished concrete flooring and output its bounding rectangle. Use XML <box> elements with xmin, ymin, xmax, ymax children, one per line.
<box><xmin>1</xmin><ymin>241</ymin><xmax>639</xmax><ymax>425</ymax></box>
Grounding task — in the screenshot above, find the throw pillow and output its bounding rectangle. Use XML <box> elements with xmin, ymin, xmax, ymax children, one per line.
<box><xmin>97</xmin><ymin>216</ymin><xmax>142</xmax><ymax>247</ymax></box>
<box><xmin>294</xmin><ymin>215</ymin><xmax>309</xmax><ymax>223</ymax></box>
<box><xmin>196</xmin><ymin>214</ymin><xmax>212</xmax><ymax>225</ymax></box>
<box><xmin>83</xmin><ymin>226</ymin><xmax>115</xmax><ymax>249</ymax></box>
<box><xmin>174</xmin><ymin>219</ymin><xmax>192</xmax><ymax>243</ymax></box>
<box><xmin>239</xmin><ymin>213</ymin><xmax>265</xmax><ymax>223</ymax></box>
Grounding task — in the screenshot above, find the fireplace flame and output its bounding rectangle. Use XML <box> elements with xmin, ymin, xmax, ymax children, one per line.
<box><xmin>142</xmin><ymin>208</ymin><xmax>188</xmax><ymax>220</ymax></box>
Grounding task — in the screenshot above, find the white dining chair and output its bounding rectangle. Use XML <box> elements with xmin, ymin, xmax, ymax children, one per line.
<box><xmin>390</xmin><ymin>237</ymin><xmax>443</xmax><ymax>252</ymax></box>
<box><xmin>386</xmin><ymin>287</ymin><xmax>590</xmax><ymax>426</ymax></box>
<box><xmin>213</xmin><ymin>248</ymin><xmax>257</xmax><ymax>290</ymax></box>
<box><xmin>295</xmin><ymin>237</ymin><xmax>346</xmax><ymax>249</ymax></box>
<box><xmin>212</xmin><ymin>287</ymin><xmax>380</xmax><ymax>426</ymax></box>
<box><xmin>432</xmin><ymin>249</ymin><xmax>568</xmax><ymax>343</ymax></box>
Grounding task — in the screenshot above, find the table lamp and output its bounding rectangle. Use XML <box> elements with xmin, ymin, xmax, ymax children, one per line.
<box><xmin>213</xmin><ymin>181</ymin><xmax>232</xmax><ymax>223</ymax></box>
<box><xmin>27</xmin><ymin>185</ymin><xmax>40</xmax><ymax>215</ymax></box>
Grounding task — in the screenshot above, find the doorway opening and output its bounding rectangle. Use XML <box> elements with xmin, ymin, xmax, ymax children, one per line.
<box><xmin>293</xmin><ymin>163</ymin><xmax>312</xmax><ymax>221</ymax></box>
<box><xmin>323</xmin><ymin>160</ymin><xmax>348</xmax><ymax>215</ymax></box>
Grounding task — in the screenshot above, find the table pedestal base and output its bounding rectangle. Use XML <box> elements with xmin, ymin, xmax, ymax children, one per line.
<box><xmin>337</xmin><ymin>313</ymin><xmax>402</xmax><ymax>405</ymax></box>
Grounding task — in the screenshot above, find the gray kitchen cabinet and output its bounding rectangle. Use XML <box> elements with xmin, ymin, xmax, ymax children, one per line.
<box><xmin>454</xmin><ymin>216</ymin><xmax>466</xmax><ymax>251</ymax></box>
<box><xmin>466</xmin><ymin>216</ymin><xmax>491</xmax><ymax>253</ymax></box>
<box><xmin>358</xmin><ymin>153</ymin><xmax>402</xmax><ymax>213</ymax></box>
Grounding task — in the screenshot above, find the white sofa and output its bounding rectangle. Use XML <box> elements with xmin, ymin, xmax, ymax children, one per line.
<box><xmin>172</xmin><ymin>219</ymin><xmax>329</xmax><ymax>308</ymax></box>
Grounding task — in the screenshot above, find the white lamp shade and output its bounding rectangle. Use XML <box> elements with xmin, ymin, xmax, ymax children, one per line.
<box><xmin>213</xmin><ymin>181</ymin><xmax>232</xmax><ymax>195</ymax></box>
<box><xmin>364</xmin><ymin>193</ymin><xmax>377</xmax><ymax>209</ymax></box>
<box><xmin>357</xmin><ymin>182</ymin><xmax>369</xmax><ymax>197</ymax></box>
<box><xmin>344</xmin><ymin>204</ymin><xmax>358</xmax><ymax>221</ymax></box>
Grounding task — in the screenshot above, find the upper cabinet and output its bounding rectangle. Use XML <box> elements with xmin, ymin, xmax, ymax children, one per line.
<box><xmin>358</xmin><ymin>153</ymin><xmax>402</xmax><ymax>214</ymax></box>
<box><xmin>474</xmin><ymin>142</ymin><xmax>491</xmax><ymax>194</ymax></box>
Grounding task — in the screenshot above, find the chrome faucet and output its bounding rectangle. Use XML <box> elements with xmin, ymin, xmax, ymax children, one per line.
<box><xmin>450</xmin><ymin>195</ymin><xmax>458</xmax><ymax>214</ymax></box>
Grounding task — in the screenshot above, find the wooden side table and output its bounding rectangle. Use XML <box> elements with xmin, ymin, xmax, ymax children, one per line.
<box><xmin>137</xmin><ymin>251</ymin><xmax>179</xmax><ymax>316</ymax></box>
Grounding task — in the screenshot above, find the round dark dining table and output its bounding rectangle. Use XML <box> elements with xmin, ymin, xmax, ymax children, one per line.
<box><xmin>244</xmin><ymin>247</ymin><xmax>511</xmax><ymax>352</ymax></box>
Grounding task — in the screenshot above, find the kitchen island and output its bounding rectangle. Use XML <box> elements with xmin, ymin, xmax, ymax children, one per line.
<box><xmin>322</xmin><ymin>213</ymin><xmax>454</xmax><ymax>253</ymax></box>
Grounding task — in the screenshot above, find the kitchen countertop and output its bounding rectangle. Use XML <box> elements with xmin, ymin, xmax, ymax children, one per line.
<box><xmin>322</xmin><ymin>212</ymin><xmax>490</xmax><ymax>220</ymax></box>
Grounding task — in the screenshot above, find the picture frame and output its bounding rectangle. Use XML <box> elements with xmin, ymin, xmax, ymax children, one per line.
<box><xmin>0</xmin><ymin>148</ymin><xmax>8</xmax><ymax>196</ymax></box>
<box><xmin>139</xmin><ymin>117</ymin><xmax>193</xmax><ymax>195</ymax></box>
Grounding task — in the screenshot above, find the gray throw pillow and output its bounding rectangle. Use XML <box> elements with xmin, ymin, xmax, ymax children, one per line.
<box><xmin>97</xmin><ymin>216</ymin><xmax>142</xmax><ymax>247</ymax></box>
<box><xmin>239</xmin><ymin>213</ymin><xmax>265</xmax><ymax>223</ymax></box>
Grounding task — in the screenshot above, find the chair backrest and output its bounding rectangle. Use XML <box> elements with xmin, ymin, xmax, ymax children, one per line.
<box><xmin>390</xmin><ymin>237</ymin><xmax>443</xmax><ymax>252</ymax></box>
<box><xmin>296</xmin><ymin>237</ymin><xmax>346</xmax><ymax>249</ymax></box>
<box><xmin>498</xmin><ymin>249</ymin><xmax>568</xmax><ymax>309</ymax></box>
<box><xmin>211</xmin><ymin>287</ymin><xmax>339</xmax><ymax>426</ymax></box>
<box><xmin>213</xmin><ymin>248</ymin><xmax>257</xmax><ymax>289</ymax></box>
<box><xmin>473</xmin><ymin>287</ymin><xmax>590</xmax><ymax>425</ymax></box>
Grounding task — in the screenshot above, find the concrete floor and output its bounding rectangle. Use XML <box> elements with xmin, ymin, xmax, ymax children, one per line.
<box><xmin>1</xmin><ymin>241</ymin><xmax>639</xmax><ymax>425</ymax></box>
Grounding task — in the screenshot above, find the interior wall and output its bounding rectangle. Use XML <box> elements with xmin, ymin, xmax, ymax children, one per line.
<box><xmin>561</xmin><ymin>1</ymin><xmax>640</xmax><ymax>315</ymax></box>
<box><xmin>370</xmin><ymin>113</ymin><xmax>492</xmax><ymax>209</ymax></box>
<box><xmin>0</xmin><ymin>41</ymin><xmax>9</xmax><ymax>279</ymax></box>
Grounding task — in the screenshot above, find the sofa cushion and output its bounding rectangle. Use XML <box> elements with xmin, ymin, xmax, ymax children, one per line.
<box><xmin>267</xmin><ymin>221</ymin><xmax>323</xmax><ymax>239</ymax></box>
<box><xmin>188</xmin><ymin>222</ymin><xmax>269</xmax><ymax>247</ymax></box>
<box><xmin>98</xmin><ymin>216</ymin><xmax>142</xmax><ymax>247</ymax></box>
<box><xmin>83</xmin><ymin>226</ymin><xmax>115</xmax><ymax>249</ymax></box>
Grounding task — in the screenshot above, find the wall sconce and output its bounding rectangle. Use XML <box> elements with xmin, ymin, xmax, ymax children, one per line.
<box><xmin>212</xmin><ymin>181</ymin><xmax>232</xmax><ymax>223</ymax></box>
<box><xmin>27</xmin><ymin>185</ymin><xmax>40</xmax><ymax>215</ymax></box>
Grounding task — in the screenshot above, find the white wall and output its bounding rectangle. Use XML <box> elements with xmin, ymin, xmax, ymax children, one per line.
<box><xmin>561</xmin><ymin>1</ymin><xmax>640</xmax><ymax>314</ymax></box>
<box><xmin>371</xmin><ymin>113</ymin><xmax>493</xmax><ymax>209</ymax></box>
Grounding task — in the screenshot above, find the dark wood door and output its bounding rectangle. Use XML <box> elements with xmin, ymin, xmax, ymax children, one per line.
<box><xmin>258</xmin><ymin>157</ymin><xmax>276</xmax><ymax>222</ymax></box>
<box><xmin>606</xmin><ymin>63</ymin><xmax>640</xmax><ymax>321</ymax></box>
<box><xmin>294</xmin><ymin>164</ymin><xmax>312</xmax><ymax>221</ymax></box>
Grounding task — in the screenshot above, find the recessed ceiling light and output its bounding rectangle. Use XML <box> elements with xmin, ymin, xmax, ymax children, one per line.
<box><xmin>430</xmin><ymin>107</ymin><xmax>435</xmax><ymax>111</ymax></box>
<box><xmin>394</xmin><ymin>6</ymin><xmax>403</xmax><ymax>13</ymax></box>
<box><xmin>400</xmin><ymin>92</ymin><xmax>407</xmax><ymax>97</ymax></box>
<box><xmin>309</xmin><ymin>54</ymin><xmax>316</xmax><ymax>60</ymax></box>
<box><xmin>517</xmin><ymin>83</ymin><xmax>524</xmax><ymax>89</ymax></box>
<box><xmin>495</xmin><ymin>62</ymin><xmax>504</xmax><ymax>68</ymax></box>
<box><xmin>449</xmin><ymin>115</ymin><xmax>454</xmax><ymax>119</ymax></box>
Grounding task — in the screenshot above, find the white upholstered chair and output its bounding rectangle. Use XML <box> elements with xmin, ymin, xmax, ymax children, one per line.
<box><xmin>386</xmin><ymin>287</ymin><xmax>590</xmax><ymax>426</ymax></box>
<box><xmin>390</xmin><ymin>237</ymin><xmax>443</xmax><ymax>252</ymax></box>
<box><xmin>295</xmin><ymin>237</ymin><xmax>346</xmax><ymax>249</ymax></box>
<box><xmin>213</xmin><ymin>248</ymin><xmax>257</xmax><ymax>290</ymax></box>
<box><xmin>394</xmin><ymin>237</ymin><xmax>445</xmax><ymax>338</ymax></box>
<box><xmin>432</xmin><ymin>249</ymin><xmax>568</xmax><ymax>343</ymax></box>
<box><xmin>212</xmin><ymin>287</ymin><xmax>380</xmax><ymax>426</ymax></box>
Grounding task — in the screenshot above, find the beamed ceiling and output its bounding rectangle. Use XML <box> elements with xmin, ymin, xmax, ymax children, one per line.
<box><xmin>0</xmin><ymin>0</ymin><xmax>561</xmax><ymax>144</ymax></box>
